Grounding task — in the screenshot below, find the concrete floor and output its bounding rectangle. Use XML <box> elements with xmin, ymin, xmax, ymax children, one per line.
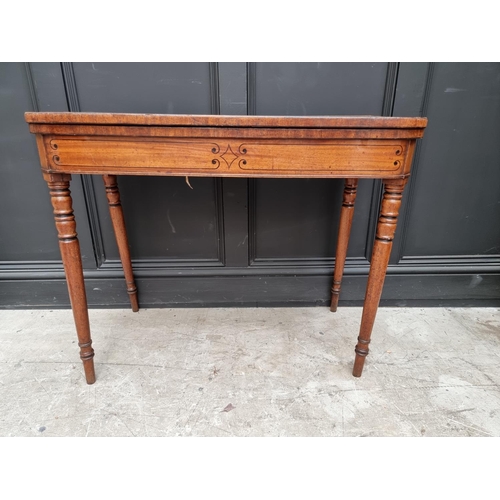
<box><xmin>0</xmin><ymin>306</ymin><xmax>499</xmax><ymax>437</ymax></box>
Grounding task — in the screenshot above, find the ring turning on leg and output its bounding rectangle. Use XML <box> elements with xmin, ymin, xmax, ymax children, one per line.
<box><xmin>45</xmin><ymin>173</ymin><xmax>96</xmax><ymax>384</ymax></box>
<box><xmin>103</xmin><ymin>175</ymin><xmax>139</xmax><ymax>312</ymax></box>
<box><xmin>353</xmin><ymin>177</ymin><xmax>408</xmax><ymax>377</ymax></box>
<box><xmin>330</xmin><ymin>178</ymin><xmax>358</xmax><ymax>312</ymax></box>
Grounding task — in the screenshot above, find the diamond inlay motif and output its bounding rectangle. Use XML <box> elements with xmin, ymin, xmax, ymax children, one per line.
<box><xmin>220</xmin><ymin>145</ymin><xmax>239</xmax><ymax>168</ymax></box>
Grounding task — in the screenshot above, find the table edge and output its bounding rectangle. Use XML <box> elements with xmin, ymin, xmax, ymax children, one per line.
<box><xmin>25</xmin><ymin>112</ymin><xmax>428</xmax><ymax>129</ymax></box>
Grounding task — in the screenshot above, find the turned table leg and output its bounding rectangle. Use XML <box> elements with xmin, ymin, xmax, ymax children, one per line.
<box><xmin>103</xmin><ymin>175</ymin><xmax>139</xmax><ymax>312</ymax></box>
<box><xmin>330</xmin><ymin>178</ymin><xmax>358</xmax><ymax>312</ymax></box>
<box><xmin>45</xmin><ymin>173</ymin><xmax>95</xmax><ymax>384</ymax></box>
<box><xmin>352</xmin><ymin>178</ymin><xmax>407</xmax><ymax>377</ymax></box>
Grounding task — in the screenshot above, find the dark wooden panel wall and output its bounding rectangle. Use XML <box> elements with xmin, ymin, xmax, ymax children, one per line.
<box><xmin>1</xmin><ymin>62</ymin><xmax>499</xmax><ymax>308</ymax></box>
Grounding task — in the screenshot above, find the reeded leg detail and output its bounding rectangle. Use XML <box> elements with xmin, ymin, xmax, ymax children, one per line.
<box><xmin>352</xmin><ymin>177</ymin><xmax>408</xmax><ymax>377</ymax></box>
<box><xmin>45</xmin><ymin>173</ymin><xmax>95</xmax><ymax>384</ymax></box>
<box><xmin>103</xmin><ymin>175</ymin><xmax>139</xmax><ymax>312</ymax></box>
<box><xmin>330</xmin><ymin>178</ymin><xmax>358</xmax><ymax>312</ymax></box>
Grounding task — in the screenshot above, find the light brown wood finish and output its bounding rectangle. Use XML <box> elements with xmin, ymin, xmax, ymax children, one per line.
<box><xmin>44</xmin><ymin>173</ymin><xmax>95</xmax><ymax>384</ymax></box>
<box><xmin>330</xmin><ymin>178</ymin><xmax>358</xmax><ymax>312</ymax></box>
<box><xmin>26</xmin><ymin>113</ymin><xmax>427</xmax><ymax>383</ymax></box>
<box><xmin>44</xmin><ymin>137</ymin><xmax>408</xmax><ymax>178</ymax></box>
<box><xmin>25</xmin><ymin>112</ymin><xmax>428</xmax><ymax>129</ymax></box>
<box><xmin>27</xmin><ymin>114</ymin><xmax>426</xmax><ymax>181</ymax></box>
<box><xmin>29</xmin><ymin>124</ymin><xmax>427</xmax><ymax>140</ymax></box>
<box><xmin>103</xmin><ymin>175</ymin><xmax>139</xmax><ymax>312</ymax></box>
<box><xmin>352</xmin><ymin>178</ymin><xmax>408</xmax><ymax>377</ymax></box>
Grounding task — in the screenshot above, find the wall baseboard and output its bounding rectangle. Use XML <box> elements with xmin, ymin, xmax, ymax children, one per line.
<box><xmin>1</xmin><ymin>273</ymin><xmax>498</xmax><ymax>309</ymax></box>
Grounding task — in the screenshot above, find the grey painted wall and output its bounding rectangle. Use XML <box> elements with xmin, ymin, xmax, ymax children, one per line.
<box><xmin>1</xmin><ymin>62</ymin><xmax>499</xmax><ymax>308</ymax></box>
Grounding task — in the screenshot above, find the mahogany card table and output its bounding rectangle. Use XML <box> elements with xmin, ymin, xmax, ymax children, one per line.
<box><xmin>25</xmin><ymin>112</ymin><xmax>427</xmax><ymax>384</ymax></box>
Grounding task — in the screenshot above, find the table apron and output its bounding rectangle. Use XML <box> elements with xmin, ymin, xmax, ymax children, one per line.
<box><xmin>41</xmin><ymin>136</ymin><xmax>415</xmax><ymax>178</ymax></box>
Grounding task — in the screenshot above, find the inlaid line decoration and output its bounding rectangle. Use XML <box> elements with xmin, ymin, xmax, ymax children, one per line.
<box><xmin>219</xmin><ymin>145</ymin><xmax>240</xmax><ymax>168</ymax></box>
<box><xmin>392</xmin><ymin>146</ymin><xmax>403</xmax><ymax>169</ymax></box>
<box><xmin>47</xmin><ymin>137</ymin><xmax>404</xmax><ymax>174</ymax></box>
<box><xmin>49</xmin><ymin>138</ymin><xmax>225</xmax><ymax>170</ymax></box>
<box><xmin>236</xmin><ymin>143</ymin><xmax>405</xmax><ymax>172</ymax></box>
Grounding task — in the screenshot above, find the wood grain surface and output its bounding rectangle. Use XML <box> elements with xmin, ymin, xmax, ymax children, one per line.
<box><xmin>25</xmin><ymin>112</ymin><xmax>428</xmax><ymax>129</ymax></box>
<box><xmin>27</xmin><ymin>112</ymin><xmax>427</xmax><ymax>382</ymax></box>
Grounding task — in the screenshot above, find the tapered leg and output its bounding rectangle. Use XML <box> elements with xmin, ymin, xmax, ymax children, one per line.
<box><xmin>44</xmin><ymin>173</ymin><xmax>95</xmax><ymax>384</ymax></box>
<box><xmin>330</xmin><ymin>178</ymin><xmax>358</xmax><ymax>312</ymax></box>
<box><xmin>353</xmin><ymin>178</ymin><xmax>408</xmax><ymax>377</ymax></box>
<box><xmin>103</xmin><ymin>175</ymin><xmax>139</xmax><ymax>312</ymax></box>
